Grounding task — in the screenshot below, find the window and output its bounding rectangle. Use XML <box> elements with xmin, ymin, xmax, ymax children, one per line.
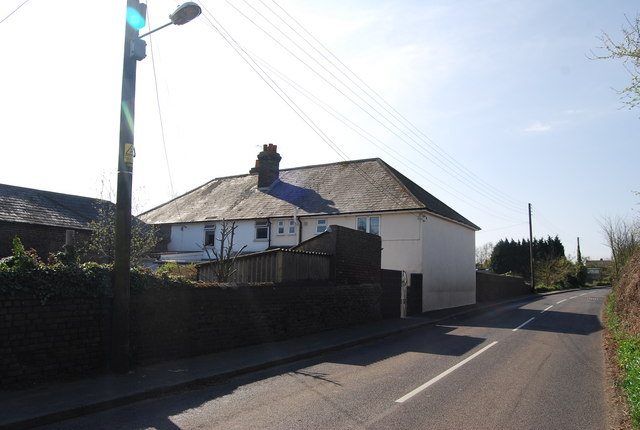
<box><xmin>370</xmin><ymin>216</ymin><xmax>380</xmax><ymax>235</ymax></box>
<box><xmin>255</xmin><ymin>221</ymin><xmax>269</xmax><ymax>240</ymax></box>
<box><xmin>277</xmin><ymin>220</ymin><xmax>296</xmax><ymax>235</ymax></box>
<box><xmin>204</xmin><ymin>224</ymin><xmax>216</xmax><ymax>246</ymax></box>
<box><xmin>356</xmin><ymin>216</ymin><xmax>380</xmax><ymax>235</ymax></box>
<box><xmin>316</xmin><ymin>219</ymin><xmax>327</xmax><ymax>234</ymax></box>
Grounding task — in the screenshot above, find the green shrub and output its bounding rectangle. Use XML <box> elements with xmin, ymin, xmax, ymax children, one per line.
<box><xmin>607</xmin><ymin>293</ymin><xmax>640</xmax><ymax>428</ymax></box>
<box><xmin>0</xmin><ymin>237</ymin><xmax>197</xmax><ymax>302</ymax></box>
<box><xmin>156</xmin><ymin>262</ymin><xmax>198</xmax><ymax>280</ymax></box>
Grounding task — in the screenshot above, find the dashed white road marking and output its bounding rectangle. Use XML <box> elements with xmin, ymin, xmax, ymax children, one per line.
<box><xmin>512</xmin><ymin>317</ymin><xmax>536</xmax><ymax>332</ymax></box>
<box><xmin>395</xmin><ymin>341</ymin><xmax>499</xmax><ymax>403</ymax></box>
<box><xmin>556</xmin><ymin>299</ymin><xmax>566</xmax><ymax>304</ymax></box>
<box><xmin>541</xmin><ymin>305</ymin><xmax>553</xmax><ymax>313</ymax></box>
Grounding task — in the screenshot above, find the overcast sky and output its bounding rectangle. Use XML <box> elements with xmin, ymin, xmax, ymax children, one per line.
<box><xmin>1</xmin><ymin>0</ymin><xmax>638</xmax><ymax>260</ymax></box>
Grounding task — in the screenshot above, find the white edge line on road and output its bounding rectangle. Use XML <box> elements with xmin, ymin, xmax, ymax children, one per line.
<box><xmin>556</xmin><ymin>299</ymin><xmax>566</xmax><ymax>304</ymax></box>
<box><xmin>512</xmin><ymin>317</ymin><xmax>536</xmax><ymax>332</ymax></box>
<box><xmin>541</xmin><ymin>305</ymin><xmax>553</xmax><ymax>313</ymax></box>
<box><xmin>579</xmin><ymin>293</ymin><xmax>587</xmax><ymax>296</ymax></box>
<box><xmin>395</xmin><ymin>341</ymin><xmax>499</xmax><ymax>403</ymax></box>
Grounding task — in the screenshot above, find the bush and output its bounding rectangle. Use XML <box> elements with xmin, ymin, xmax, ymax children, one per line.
<box><xmin>0</xmin><ymin>237</ymin><xmax>197</xmax><ymax>302</ymax></box>
<box><xmin>156</xmin><ymin>262</ymin><xmax>198</xmax><ymax>281</ymax></box>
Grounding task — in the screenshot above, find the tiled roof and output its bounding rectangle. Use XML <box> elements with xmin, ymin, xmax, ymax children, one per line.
<box><xmin>140</xmin><ymin>158</ymin><xmax>479</xmax><ymax>230</ymax></box>
<box><xmin>0</xmin><ymin>184</ymin><xmax>109</xmax><ymax>230</ymax></box>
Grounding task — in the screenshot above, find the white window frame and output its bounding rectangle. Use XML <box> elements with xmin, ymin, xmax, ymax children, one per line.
<box><xmin>255</xmin><ymin>221</ymin><xmax>269</xmax><ymax>241</ymax></box>
<box><xmin>204</xmin><ymin>224</ymin><xmax>216</xmax><ymax>246</ymax></box>
<box><xmin>356</xmin><ymin>216</ymin><xmax>380</xmax><ymax>236</ymax></box>
<box><xmin>316</xmin><ymin>219</ymin><xmax>327</xmax><ymax>234</ymax></box>
<box><xmin>288</xmin><ymin>219</ymin><xmax>296</xmax><ymax>235</ymax></box>
<box><xmin>277</xmin><ymin>220</ymin><xmax>285</xmax><ymax>235</ymax></box>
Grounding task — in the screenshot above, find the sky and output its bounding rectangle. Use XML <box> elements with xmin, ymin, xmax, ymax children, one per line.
<box><xmin>1</xmin><ymin>0</ymin><xmax>638</xmax><ymax>260</ymax></box>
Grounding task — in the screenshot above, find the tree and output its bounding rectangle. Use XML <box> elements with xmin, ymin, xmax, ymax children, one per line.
<box><xmin>475</xmin><ymin>242</ymin><xmax>494</xmax><ymax>268</ymax></box>
<box><xmin>535</xmin><ymin>256</ymin><xmax>573</xmax><ymax>289</ymax></box>
<box><xmin>81</xmin><ymin>201</ymin><xmax>160</xmax><ymax>266</ymax></box>
<box><xmin>575</xmin><ymin>238</ymin><xmax>587</xmax><ymax>287</ymax></box>
<box><xmin>490</xmin><ymin>236</ymin><xmax>567</xmax><ymax>279</ymax></box>
<box><xmin>592</xmin><ymin>13</ymin><xmax>640</xmax><ymax>110</ymax></box>
<box><xmin>599</xmin><ymin>215</ymin><xmax>639</xmax><ymax>280</ymax></box>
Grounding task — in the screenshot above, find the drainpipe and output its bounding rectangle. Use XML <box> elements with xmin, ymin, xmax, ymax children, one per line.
<box><xmin>297</xmin><ymin>216</ymin><xmax>303</xmax><ymax>245</ymax></box>
<box><xmin>267</xmin><ymin>218</ymin><xmax>272</xmax><ymax>249</ymax></box>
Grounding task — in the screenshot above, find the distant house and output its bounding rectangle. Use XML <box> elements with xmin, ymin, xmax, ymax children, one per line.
<box><xmin>0</xmin><ymin>184</ymin><xmax>110</xmax><ymax>258</ymax></box>
<box><xmin>585</xmin><ymin>259</ymin><xmax>612</xmax><ymax>284</ymax></box>
<box><xmin>140</xmin><ymin>145</ymin><xmax>480</xmax><ymax>311</ymax></box>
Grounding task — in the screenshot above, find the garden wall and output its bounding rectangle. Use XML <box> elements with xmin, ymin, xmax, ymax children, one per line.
<box><xmin>1</xmin><ymin>282</ymin><xmax>381</xmax><ymax>388</ymax></box>
<box><xmin>476</xmin><ymin>271</ymin><xmax>531</xmax><ymax>302</ymax></box>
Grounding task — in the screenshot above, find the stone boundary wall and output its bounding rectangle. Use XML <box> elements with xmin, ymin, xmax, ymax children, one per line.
<box><xmin>1</xmin><ymin>282</ymin><xmax>381</xmax><ymax>388</ymax></box>
<box><xmin>476</xmin><ymin>271</ymin><xmax>531</xmax><ymax>302</ymax></box>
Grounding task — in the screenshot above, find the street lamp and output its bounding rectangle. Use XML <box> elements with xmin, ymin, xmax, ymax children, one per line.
<box><xmin>112</xmin><ymin>0</ymin><xmax>201</xmax><ymax>372</ymax></box>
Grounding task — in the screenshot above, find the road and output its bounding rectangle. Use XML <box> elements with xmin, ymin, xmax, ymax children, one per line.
<box><xmin>39</xmin><ymin>288</ymin><xmax>609</xmax><ymax>429</ymax></box>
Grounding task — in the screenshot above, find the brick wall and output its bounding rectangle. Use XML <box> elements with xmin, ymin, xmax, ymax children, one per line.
<box><xmin>476</xmin><ymin>271</ymin><xmax>531</xmax><ymax>302</ymax></box>
<box><xmin>0</xmin><ymin>293</ymin><xmax>110</xmax><ymax>388</ymax></box>
<box><xmin>0</xmin><ymin>221</ymin><xmax>91</xmax><ymax>259</ymax></box>
<box><xmin>294</xmin><ymin>225</ymin><xmax>381</xmax><ymax>285</ymax></box>
<box><xmin>1</xmin><ymin>282</ymin><xmax>381</xmax><ymax>388</ymax></box>
<box><xmin>130</xmin><ymin>282</ymin><xmax>381</xmax><ymax>364</ymax></box>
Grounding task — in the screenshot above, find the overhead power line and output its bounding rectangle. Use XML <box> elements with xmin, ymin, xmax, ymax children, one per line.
<box><xmin>0</xmin><ymin>0</ymin><xmax>31</xmax><ymax>25</ymax></box>
<box><xmin>223</xmin><ymin>0</ymin><xmax>524</xmax><ymax>215</ymax></box>
<box><xmin>190</xmin><ymin>0</ymin><xmax>526</xmax><ymax>225</ymax></box>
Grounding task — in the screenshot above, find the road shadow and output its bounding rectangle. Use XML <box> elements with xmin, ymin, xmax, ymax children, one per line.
<box><xmin>326</xmin><ymin>325</ymin><xmax>486</xmax><ymax>367</ymax></box>
<box><xmin>38</xmin><ymin>327</ymin><xmax>486</xmax><ymax>429</ymax></box>
<box><xmin>440</xmin><ymin>299</ymin><xmax>603</xmax><ymax>336</ymax></box>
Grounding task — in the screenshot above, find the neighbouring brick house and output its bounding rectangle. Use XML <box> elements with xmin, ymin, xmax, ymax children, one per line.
<box><xmin>141</xmin><ymin>145</ymin><xmax>480</xmax><ymax>312</ymax></box>
<box><xmin>0</xmin><ymin>183</ymin><xmax>111</xmax><ymax>258</ymax></box>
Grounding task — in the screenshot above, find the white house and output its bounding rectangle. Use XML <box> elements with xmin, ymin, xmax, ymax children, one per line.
<box><xmin>140</xmin><ymin>144</ymin><xmax>480</xmax><ymax>311</ymax></box>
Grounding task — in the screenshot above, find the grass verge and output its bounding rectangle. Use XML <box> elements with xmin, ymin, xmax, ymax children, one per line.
<box><xmin>606</xmin><ymin>292</ymin><xmax>640</xmax><ymax>428</ymax></box>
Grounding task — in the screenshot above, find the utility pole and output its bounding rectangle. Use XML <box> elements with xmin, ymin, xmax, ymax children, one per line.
<box><xmin>112</xmin><ymin>0</ymin><xmax>145</xmax><ymax>373</ymax></box>
<box><xmin>111</xmin><ymin>1</ymin><xmax>200</xmax><ymax>372</ymax></box>
<box><xmin>528</xmin><ymin>203</ymin><xmax>535</xmax><ymax>293</ymax></box>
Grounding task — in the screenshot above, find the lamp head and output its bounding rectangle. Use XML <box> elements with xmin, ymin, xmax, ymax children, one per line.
<box><xmin>169</xmin><ymin>2</ymin><xmax>202</xmax><ymax>25</ymax></box>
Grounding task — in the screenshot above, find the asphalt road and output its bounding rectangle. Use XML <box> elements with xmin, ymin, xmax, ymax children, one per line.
<box><xmin>38</xmin><ymin>288</ymin><xmax>609</xmax><ymax>429</ymax></box>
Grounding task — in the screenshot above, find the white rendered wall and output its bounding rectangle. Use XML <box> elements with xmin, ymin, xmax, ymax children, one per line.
<box><xmin>167</xmin><ymin>221</ymin><xmax>271</xmax><ymax>258</ymax></box>
<box><xmin>378</xmin><ymin>213</ymin><xmax>422</xmax><ymax>274</ymax></box>
<box><xmin>300</xmin><ymin>213</ymin><xmax>422</xmax><ymax>275</ymax></box>
<box><xmin>270</xmin><ymin>218</ymin><xmax>299</xmax><ymax>248</ymax></box>
<box><xmin>421</xmin><ymin>215</ymin><xmax>476</xmax><ymax>311</ymax></box>
<box><xmin>168</xmin><ymin>224</ymin><xmax>205</xmax><ymax>252</ymax></box>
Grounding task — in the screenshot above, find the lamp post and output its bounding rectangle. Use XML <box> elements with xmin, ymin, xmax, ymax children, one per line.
<box><xmin>112</xmin><ymin>0</ymin><xmax>201</xmax><ymax>372</ymax></box>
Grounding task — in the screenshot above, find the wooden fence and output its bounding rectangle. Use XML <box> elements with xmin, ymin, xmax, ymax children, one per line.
<box><xmin>197</xmin><ymin>248</ymin><xmax>332</xmax><ymax>283</ymax></box>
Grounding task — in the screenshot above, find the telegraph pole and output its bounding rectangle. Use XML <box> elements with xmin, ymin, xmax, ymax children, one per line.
<box><xmin>111</xmin><ymin>1</ymin><xmax>200</xmax><ymax>372</ymax></box>
<box><xmin>112</xmin><ymin>0</ymin><xmax>145</xmax><ymax>372</ymax></box>
<box><xmin>528</xmin><ymin>203</ymin><xmax>535</xmax><ymax>293</ymax></box>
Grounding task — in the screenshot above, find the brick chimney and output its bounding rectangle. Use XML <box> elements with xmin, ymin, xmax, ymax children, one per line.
<box><xmin>250</xmin><ymin>144</ymin><xmax>282</xmax><ymax>189</ymax></box>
